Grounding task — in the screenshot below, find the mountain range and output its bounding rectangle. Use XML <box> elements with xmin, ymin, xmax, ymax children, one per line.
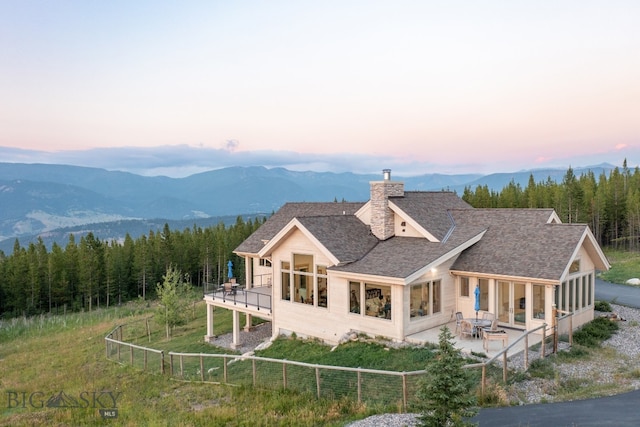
<box><xmin>0</xmin><ymin>162</ymin><xmax>615</xmax><ymax>253</ymax></box>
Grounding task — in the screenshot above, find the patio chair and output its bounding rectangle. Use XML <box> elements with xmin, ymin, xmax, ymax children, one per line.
<box><xmin>481</xmin><ymin>319</ymin><xmax>499</xmax><ymax>338</ymax></box>
<box><xmin>459</xmin><ymin>320</ymin><xmax>474</xmax><ymax>339</ymax></box>
<box><xmin>482</xmin><ymin>312</ymin><xmax>495</xmax><ymax>321</ymax></box>
<box><xmin>455</xmin><ymin>312</ymin><xmax>464</xmax><ymax>334</ymax></box>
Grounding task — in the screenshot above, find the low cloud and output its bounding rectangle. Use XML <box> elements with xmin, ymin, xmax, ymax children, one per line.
<box><xmin>0</xmin><ymin>144</ymin><xmax>636</xmax><ymax>178</ymax></box>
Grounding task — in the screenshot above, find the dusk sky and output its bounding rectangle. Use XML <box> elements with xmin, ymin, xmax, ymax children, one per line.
<box><xmin>1</xmin><ymin>1</ymin><xmax>639</xmax><ymax>177</ymax></box>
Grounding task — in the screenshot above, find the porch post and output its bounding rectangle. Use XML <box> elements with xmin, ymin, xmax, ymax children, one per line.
<box><xmin>204</xmin><ymin>303</ymin><xmax>215</xmax><ymax>342</ymax></box>
<box><xmin>231</xmin><ymin>309</ymin><xmax>241</xmax><ymax>349</ymax></box>
<box><xmin>244</xmin><ymin>313</ymin><xmax>253</xmax><ymax>332</ymax></box>
<box><xmin>245</xmin><ymin>255</ymin><xmax>253</xmax><ymax>290</ymax></box>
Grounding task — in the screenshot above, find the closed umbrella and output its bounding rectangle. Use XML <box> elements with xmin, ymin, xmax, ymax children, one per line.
<box><xmin>227</xmin><ymin>260</ymin><xmax>233</xmax><ymax>280</ymax></box>
<box><xmin>474</xmin><ymin>285</ymin><xmax>480</xmax><ymax>320</ymax></box>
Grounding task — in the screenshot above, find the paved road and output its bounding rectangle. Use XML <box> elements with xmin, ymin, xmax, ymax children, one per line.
<box><xmin>595</xmin><ymin>277</ymin><xmax>640</xmax><ymax>308</ymax></box>
<box><xmin>471</xmin><ymin>278</ymin><xmax>640</xmax><ymax>426</ymax></box>
<box><xmin>472</xmin><ymin>389</ymin><xmax>640</xmax><ymax>426</ymax></box>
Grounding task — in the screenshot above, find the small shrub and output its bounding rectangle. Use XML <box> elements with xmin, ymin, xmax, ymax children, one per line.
<box><xmin>554</xmin><ymin>345</ymin><xmax>590</xmax><ymax>362</ymax></box>
<box><xmin>528</xmin><ymin>358</ymin><xmax>555</xmax><ymax>379</ymax></box>
<box><xmin>573</xmin><ymin>317</ymin><xmax>619</xmax><ymax>348</ymax></box>
<box><xmin>594</xmin><ymin>300</ymin><xmax>612</xmax><ymax>312</ymax></box>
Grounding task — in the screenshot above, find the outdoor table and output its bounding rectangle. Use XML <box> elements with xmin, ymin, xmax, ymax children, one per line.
<box><xmin>465</xmin><ymin>318</ymin><xmax>491</xmax><ymax>338</ymax></box>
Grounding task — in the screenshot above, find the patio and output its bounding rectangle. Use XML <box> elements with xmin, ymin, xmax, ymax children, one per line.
<box><xmin>406</xmin><ymin>319</ymin><xmax>544</xmax><ymax>359</ymax></box>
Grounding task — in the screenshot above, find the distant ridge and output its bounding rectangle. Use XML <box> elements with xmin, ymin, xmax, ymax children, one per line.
<box><xmin>0</xmin><ymin>162</ymin><xmax>616</xmax><ymax>252</ymax></box>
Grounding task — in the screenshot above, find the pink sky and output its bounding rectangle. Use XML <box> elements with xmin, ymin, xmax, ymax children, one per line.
<box><xmin>0</xmin><ymin>1</ymin><xmax>638</xmax><ymax>176</ymax></box>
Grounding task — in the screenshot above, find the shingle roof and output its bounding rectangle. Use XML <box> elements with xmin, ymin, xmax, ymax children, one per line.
<box><xmin>235</xmin><ymin>194</ymin><xmax>596</xmax><ymax>283</ymax></box>
<box><xmin>450</xmin><ymin>209</ymin><xmax>587</xmax><ymax>281</ymax></box>
<box><xmin>234</xmin><ymin>202</ymin><xmax>365</xmax><ymax>254</ymax></box>
<box><xmin>390</xmin><ymin>192</ymin><xmax>473</xmax><ymax>240</ymax></box>
<box><xmin>296</xmin><ymin>216</ymin><xmax>378</xmax><ymax>264</ymax></box>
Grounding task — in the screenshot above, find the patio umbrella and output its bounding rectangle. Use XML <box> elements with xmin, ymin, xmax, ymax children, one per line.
<box><xmin>474</xmin><ymin>285</ymin><xmax>480</xmax><ymax>320</ymax></box>
<box><xmin>227</xmin><ymin>260</ymin><xmax>233</xmax><ymax>280</ymax></box>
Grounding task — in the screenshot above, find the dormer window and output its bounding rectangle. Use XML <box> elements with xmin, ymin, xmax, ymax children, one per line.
<box><xmin>569</xmin><ymin>260</ymin><xmax>580</xmax><ymax>274</ymax></box>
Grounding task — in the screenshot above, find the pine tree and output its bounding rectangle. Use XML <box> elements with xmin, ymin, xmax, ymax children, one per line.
<box><xmin>416</xmin><ymin>326</ymin><xmax>478</xmax><ymax>427</ymax></box>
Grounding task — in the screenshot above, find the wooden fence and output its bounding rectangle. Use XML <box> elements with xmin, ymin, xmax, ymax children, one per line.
<box><xmin>104</xmin><ymin>315</ymin><xmax>573</xmax><ymax>410</ymax></box>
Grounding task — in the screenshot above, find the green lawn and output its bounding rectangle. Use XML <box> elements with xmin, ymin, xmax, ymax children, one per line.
<box><xmin>600</xmin><ymin>249</ymin><xmax>640</xmax><ymax>284</ymax></box>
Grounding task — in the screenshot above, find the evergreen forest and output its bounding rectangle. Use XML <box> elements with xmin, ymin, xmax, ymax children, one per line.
<box><xmin>0</xmin><ymin>217</ymin><xmax>263</xmax><ymax>318</ymax></box>
<box><xmin>1</xmin><ymin>160</ymin><xmax>638</xmax><ymax>319</ymax></box>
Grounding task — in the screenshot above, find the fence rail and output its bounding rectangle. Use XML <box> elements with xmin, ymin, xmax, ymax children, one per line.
<box><xmin>105</xmin><ymin>316</ymin><xmax>570</xmax><ymax>411</ymax></box>
<box><xmin>105</xmin><ymin>323</ymin><xmax>165</xmax><ymax>374</ymax></box>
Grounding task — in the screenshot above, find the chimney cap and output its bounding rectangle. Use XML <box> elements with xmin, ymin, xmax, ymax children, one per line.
<box><xmin>382</xmin><ymin>169</ymin><xmax>391</xmax><ymax>180</ymax></box>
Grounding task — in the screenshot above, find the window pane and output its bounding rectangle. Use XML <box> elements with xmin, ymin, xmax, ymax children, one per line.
<box><xmin>460</xmin><ymin>277</ymin><xmax>469</xmax><ymax>297</ymax></box>
<box><xmin>293</xmin><ymin>254</ymin><xmax>313</xmax><ymax>272</ymax></box>
<box><xmin>479</xmin><ymin>278</ymin><xmax>489</xmax><ymax>311</ymax></box>
<box><xmin>364</xmin><ymin>284</ymin><xmax>391</xmax><ymax>319</ymax></box>
<box><xmin>281</xmin><ymin>271</ymin><xmax>290</xmax><ymax>301</ymax></box>
<box><xmin>410</xmin><ymin>284</ymin><xmax>426</xmax><ymax>319</ymax></box>
<box><xmin>532</xmin><ymin>284</ymin><xmax>545</xmax><ymax>319</ymax></box>
<box><xmin>433</xmin><ymin>280</ymin><xmax>441</xmax><ymax>314</ymax></box>
<box><xmin>349</xmin><ymin>282</ymin><xmax>361</xmax><ymax>314</ymax></box>
<box><xmin>317</xmin><ymin>276</ymin><xmax>327</xmax><ymax>308</ymax></box>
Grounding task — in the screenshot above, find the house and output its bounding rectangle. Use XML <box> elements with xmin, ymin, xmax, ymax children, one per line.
<box><xmin>203</xmin><ymin>169</ymin><xmax>610</xmax><ymax>348</ymax></box>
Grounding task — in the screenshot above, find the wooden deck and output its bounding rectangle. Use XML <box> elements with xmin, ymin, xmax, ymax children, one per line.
<box><xmin>204</xmin><ymin>286</ymin><xmax>272</xmax><ymax>320</ymax></box>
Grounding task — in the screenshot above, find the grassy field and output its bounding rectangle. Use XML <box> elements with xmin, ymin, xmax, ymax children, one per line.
<box><xmin>2</xmin><ymin>298</ymin><xmax>452</xmax><ymax>426</ymax></box>
<box><xmin>600</xmin><ymin>249</ymin><xmax>640</xmax><ymax>284</ymax></box>
<box><xmin>3</xmin><ymin>249</ymin><xmax>640</xmax><ymax>427</ymax></box>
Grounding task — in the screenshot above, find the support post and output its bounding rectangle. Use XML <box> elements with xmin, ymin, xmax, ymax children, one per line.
<box><xmin>231</xmin><ymin>309</ymin><xmax>241</xmax><ymax>349</ymax></box>
<box><xmin>204</xmin><ymin>303</ymin><xmax>215</xmax><ymax>342</ymax></box>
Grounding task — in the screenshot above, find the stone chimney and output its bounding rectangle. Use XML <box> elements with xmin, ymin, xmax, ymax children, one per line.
<box><xmin>370</xmin><ymin>169</ymin><xmax>404</xmax><ymax>240</ymax></box>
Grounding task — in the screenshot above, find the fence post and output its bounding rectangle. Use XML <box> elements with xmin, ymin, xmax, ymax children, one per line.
<box><xmin>223</xmin><ymin>356</ymin><xmax>228</xmax><ymax>383</ymax></box>
<box><xmin>502</xmin><ymin>352</ymin><xmax>507</xmax><ymax>383</ymax></box>
<box><xmin>161</xmin><ymin>351</ymin><xmax>165</xmax><ymax>375</ymax></box>
<box><xmin>402</xmin><ymin>373</ymin><xmax>407</xmax><ymax>412</ymax></box>
<box><xmin>180</xmin><ymin>355</ymin><xmax>184</xmax><ymax>379</ymax></box>
<box><xmin>315</xmin><ymin>367</ymin><xmax>321</xmax><ymax>399</ymax></box>
<box><xmin>282</xmin><ymin>362</ymin><xmax>287</xmax><ymax>389</ymax></box>
<box><xmin>130</xmin><ymin>345</ymin><xmax>134</xmax><ymax>366</ymax></box>
<box><xmin>252</xmin><ymin>359</ymin><xmax>257</xmax><ymax>386</ymax></box>
<box><xmin>170</xmin><ymin>353</ymin><xmax>173</xmax><ymax>376</ymax></box>
<box><xmin>541</xmin><ymin>326</ymin><xmax>546</xmax><ymax>359</ymax></box>
<box><xmin>200</xmin><ymin>355</ymin><xmax>204</xmax><ymax>382</ymax></box>
<box><xmin>357</xmin><ymin>370</ymin><xmax>362</xmax><ymax>404</ymax></box>
<box><xmin>569</xmin><ymin>316</ymin><xmax>573</xmax><ymax>346</ymax></box>
<box><xmin>481</xmin><ymin>365</ymin><xmax>486</xmax><ymax>397</ymax></box>
<box><xmin>144</xmin><ymin>349</ymin><xmax>148</xmax><ymax>371</ymax></box>
<box><xmin>524</xmin><ymin>335</ymin><xmax>529</xmax><ymax>370</ymax></box>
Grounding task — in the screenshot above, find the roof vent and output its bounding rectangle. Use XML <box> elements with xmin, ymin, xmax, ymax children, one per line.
<box><xmin>382</xmin><ymin>169</ymin><xmax>391</xmax><ymax>181</ymax></box>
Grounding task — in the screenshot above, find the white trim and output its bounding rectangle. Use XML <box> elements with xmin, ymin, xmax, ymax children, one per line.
<box><xmin>257</xmin><ymin>218</ymin><xmax>340</xmax><ymax>266</ymax></box>
<box><xmin>405</xmin><ymin>230</ymin><xmax>486</xmax><ymax>284</ymax></box>
<box><xmin>387</xmin><ymin>201</ymin><xmax>440</xmax><ymax>242</ymax></box>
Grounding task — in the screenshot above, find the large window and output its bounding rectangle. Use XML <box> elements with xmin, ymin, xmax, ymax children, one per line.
<box><xmin>410</xmin><ymin>280</ymin><xmax>441</xmax><ymax>320</ymax></box>
<box><xmin>281</xmin><ymin>254</ymin><xmax>328</xmax><ymax>308</ymax></box>
<box><xmin>349</xmin><ymin>282</ymin><xmax>391</xmax><ymax>320</ymax></box>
